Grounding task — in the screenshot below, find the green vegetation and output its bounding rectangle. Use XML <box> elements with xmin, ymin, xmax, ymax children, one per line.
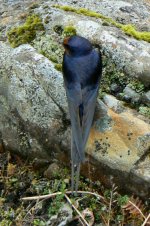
<box><xmin>99</xmin><ymin>57</ymin><xmax>150</xmax><ymax>117</ymax></box>
<box><xmin>0</xmin><ymin>151</ymin><xmax>149</xmax><ymax>225</ymax></box>
<box><xmin>63</xmin><ymin>25</ymin><xmax>77</xmax><ymax>37</ymax></box>
<box><xmin>33</xmin><ymin>34</ymin><xmax>64</xmax><ymax>71</ymax></box>
<box><xmin>33</xmin><ymin>219</ymin><xmax>46</xmax><ymax>226</ymax></box>
<box><xmin>100</xmin><ymin>57</ymin><xmax>130</xmax><ymax>96</ymax></box>
<box><xmin>128</xmin><ymin>80</ymin><xmax>145</xmax><ymax>94</ymax></box>
<box><xmin>48</xmin><ymin>182</ymin><xmax>66</xmax><ymax>216</ymax></box>
<box><xmin>121</xmin><ymin>24</ymin><xmax>150</xmax><ymax>42</ymax></box>
<box><xmin>54</xmin><ymin>63</ymin><xmax>62</xmax><ymax>72</ymax></box>
<box><xmin>32</xmin><ymin>25</ymin><xmax>76</xmax><ymax>72</ymax></box>
<box><xmin>53</xmin><ymin>5</ymin><xmax>150</xmax><ymax>43</ymax></box>
<box><xmin>139</xmin><ymin>106</ymin><xmax>150</xmax><ymax>118</ymax></box>
<box><xmin>7</xmin><ymin>14</ymin><xmax>45</xmax><ymax>48</ymax></box>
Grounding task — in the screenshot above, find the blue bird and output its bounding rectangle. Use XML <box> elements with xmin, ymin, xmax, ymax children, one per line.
<box><xmin>62</xmin><ymin>35</ymin><xmax>102</xmax><ymax>193</ymax></box>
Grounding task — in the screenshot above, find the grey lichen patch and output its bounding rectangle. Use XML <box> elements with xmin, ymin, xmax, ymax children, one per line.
<box><xmin>94</xmin><ymin>114</ymin><xmax>113</xmax><ymax>133</ymax></box>
<box><xmin>33</xmin><ymin>25</ymin><xmax>76</xmax><ymax>66</ymax></box>
<box><xmin>32</xmin><ymin>25</ymin><xmax>76</xmax><ymax>71</ymax></box>
<box><xmin>33</xmin><ymin>34</ymin><xmax>63</xmax><ymax>66</ymax></box>
<box><xmin>100</xmin><ymin>55</ymin><xmax>149</xmax><ymax>116</ymax></box>
<box><xmin>100</xmin><ymin>56</ymin><xmax>129</xmax><ymax>95</ymax></box>
<box><xmin>137</xmin><ymin>133</ymin><xmax>150</xmax><ymax>155</ymax></box>
<box><xmin>0</xmin><ymin>96</ymin><xmax>10</xmax><ymax>119</ymax></box>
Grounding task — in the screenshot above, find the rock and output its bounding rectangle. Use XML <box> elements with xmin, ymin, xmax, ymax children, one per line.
<box><xmin>48</xmin><ymin>203</ymin><xmax>73</xmax><ymax>226</ymax></box>
<box><xmin>0</xmin><ymin>41</ymin><xmax>150</xmax><ymax>198</ymax></box>
<box><xmin>141</xmin><ymin>91</ymin><xmax>150</xmax><ymax>107</ymax></box>
<box><xmin>130</xmin><ymin>153</ymin><xmax>150</xmax><ymax>197</ymax></box>
<box><xmin>32</xmin><ymin>158</ymin><xmax>50</xmax><ymax>171</ymax></box>
<box><xmin>132</xmin><ymin>154</ymin><xmax>150</xmax><ymax>183</ymax></box>
<box><xmin>110</xmin><ymin>83</ymin><xmax>121</xmax><ymax>94</ymax></box>
<box><xmin>1</xmin><ymin>0</ymin><xmax>150</xmax><ymax>86</ymax></box>
<box><xmin>94</xmin><ymin>100</ymin><xmax>113</xmax><ymax>133</ymax></box>
<box><xmin>52</xmin><ymin>0</ymin><xmax>150</xmax><ymax>29</ymax></box>
<box><xmin>49</xmin><ymin>8</ymin><xmax>150</xmax><ymax>86</ymax></box>
<box><xmin>123</xmin><ymin>86</ymin><xmax>140</xmax><ymax>104</ymax></box>
<box><xmin>58</xmin><ymin>204</ymin><xmax>73</xmax><ymax>226</ymax></box>
<box><xmin>103</xmin><ymin>94</ymin><xmax>125</xmax><ymax>113</ymax></box>
<box><xmin>84</xmin><ymin>105</ymin><xmax>150</xmax><ymax>198</ymax></box>
<box><xmin>44</xmin><ymin>163</ymin><xmax>60</xmax><ymax>179</ymax></box>
<box><xmin>0</xmin><ymin>42</ymin><xmax>68</xmax><ymax>159</ymax></box>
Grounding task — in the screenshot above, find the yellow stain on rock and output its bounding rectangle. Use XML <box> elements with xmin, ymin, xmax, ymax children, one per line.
<box><xmin>87</xmin><ymin>109</ymin><xmax>150</xmax><ymax>172</ymax></box>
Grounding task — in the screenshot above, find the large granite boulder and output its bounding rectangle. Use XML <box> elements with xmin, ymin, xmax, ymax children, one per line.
<box><xmin>0</xmin><ymin>42</ymin><xmax>150</xmax><ymax>198</ymax></box>
<box><xmin>0</xmin><ymin>0</ymin><xmax>150</xmax><ymax>198</ymax></box>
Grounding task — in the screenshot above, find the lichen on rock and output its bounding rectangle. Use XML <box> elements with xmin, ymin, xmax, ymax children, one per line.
<box><xmin>53</xmin><ymin>4</ymin><xmax>150</xmax><ymax>43</ymax></box>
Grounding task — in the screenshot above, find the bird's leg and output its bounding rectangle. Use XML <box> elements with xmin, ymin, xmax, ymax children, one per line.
<box><xmin>71</xmin><ymin>163</ymin><xmax>80</xmax><ymax>195</ymax></box>
<box><xmin>71</xmin><ymin>134</ymin><xmax>75</xmax><ymax>194</ymax></box>
<box><xmin>71</xmin><ymin>133</ymin><xmax>81</xmax><ymax>195</ymax></box>
<box><xmin>71</xmin><ymin>162</ymin><xmax>75</xmax><ymax>194</ymax></box>
<box><xmin>75</xmin><ymin>163</ymin><xmax>80</xmax><ymax>192</ymax></box>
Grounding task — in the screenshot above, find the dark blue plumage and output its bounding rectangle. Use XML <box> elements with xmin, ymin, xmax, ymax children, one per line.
<box><xmin>62</xmin><ymin>35</ymin><xmax>102</xmax><ymax>192</ymax></box>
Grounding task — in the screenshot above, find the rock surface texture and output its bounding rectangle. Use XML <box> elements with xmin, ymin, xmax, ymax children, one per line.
<box><xmin>0</xmin><ymin>0</ymin><xmax>150</xmax><ymax>198</ymax></box>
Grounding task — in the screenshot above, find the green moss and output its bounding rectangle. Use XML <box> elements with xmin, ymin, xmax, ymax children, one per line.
<box><xmin>54</xmin><ymin>5</ymin><xmax>76</xmax><ymax>12</ymax></box>
<box><xmin>100</xmin><ymin>56</ymin><xmax>130</xmax><ymax>95</ymax></box>
<box><xmin>49</xmin><ymin>55</ymin><xmax>58</xmax><ymax>63</ymax></box>
<box><xmin>54</xmin><ymin>63</ymin><xmax>62</xmax><ymax>72</ymax></box>
<box><xmin>99</xmin><ymin>56</ymin><xmax>149</xmax><ymax>114</ymax></box>
<box><xmin>40</xmin><ymin>50</ymin><xmax>58</xmax><ymax>63</ymax></box>
<box><xmin>63</xmin><ymin>25</ymin><xmax>77</xmax><ymax>37</ymax></box>
<box><xmin>139</xmin><ymin>106</ymin><xmax>150</xmax><ymax>118</ymax></box>
<box><xmin>121</xmin><ymin>24</ymin><xmax>150</xmax><ymax>42</ymax></box>
<box><xmin>53</xmin><ymin>5</ymin><xmax>150</xmax><ymax>43</ymax></box>
<box><xmin>7</xmin><ymin>14</ymin><xmax>45</xmax><ymax>48</ymax></box>
<box><xmin>128</xmin><ymin>80</ymin><xmax>145</xmax><ymax>94</ymax></box>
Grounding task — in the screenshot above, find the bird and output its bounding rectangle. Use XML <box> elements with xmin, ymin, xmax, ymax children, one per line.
<box><xmin>62</xmin><ymin>35</ymin><xmax>102</xmax><ymax>193</ymax></box>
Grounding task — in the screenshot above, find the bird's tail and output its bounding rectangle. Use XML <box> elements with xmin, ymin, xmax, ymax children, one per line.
<box><xmin>71</xmin><ymin>139</ymin><xmax>84</xmax><ymax>194</ymax></box>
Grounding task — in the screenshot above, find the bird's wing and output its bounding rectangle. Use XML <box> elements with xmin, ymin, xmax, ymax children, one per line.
<box><xmin>65</xmin><ymin>83</ymin><xmax>100</xmax><ymax>163</ymax></box>
<box><xmin>82</xmin><ymin>85</ymin><xmax>99</xmax><ymax>148</ymax></box>
<box><xmin>66</xmin><ymin>84</ymin><xmax>85</xmax><ymax>163</ymax></box>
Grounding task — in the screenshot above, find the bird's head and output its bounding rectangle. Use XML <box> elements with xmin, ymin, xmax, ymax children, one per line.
<box><xmin>63</xmin><ymin>35</ymin><xmax>92</xmax><ymax>56</ymax></box>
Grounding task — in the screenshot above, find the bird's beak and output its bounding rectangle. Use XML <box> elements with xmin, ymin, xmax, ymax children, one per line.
<box><xmin>63</xmin><ymin>37</ymin><xmax>70</xmax><ymax>55</ymax></box>
<box><xmin>63</xmin><ymin>37</ymin><xmax>70</xmax><ymax>46</ymax></box>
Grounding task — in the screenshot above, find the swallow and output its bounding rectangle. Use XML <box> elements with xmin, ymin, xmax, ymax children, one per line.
<box><xmin>62</xmin><ymin>35</ymin><xmax>102</xmax><ymax>193</ymax></box>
